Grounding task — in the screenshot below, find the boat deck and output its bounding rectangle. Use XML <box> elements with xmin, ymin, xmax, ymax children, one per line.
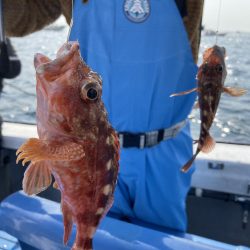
<box><xmin>1</xmin><ymin>122</ymin><xmax>250</xmax><ymax>249</ymax></box>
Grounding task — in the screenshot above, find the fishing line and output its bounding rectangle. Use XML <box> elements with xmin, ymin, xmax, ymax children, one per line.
<box><xmin>3</xmin><ymin>82</ymin><xmax>36</xmax><ymax>97</ymax></box>
<box><xmin>215</xmin><ymin>0</ymin><xmax>223</xmax><ymax>44</ymax></box>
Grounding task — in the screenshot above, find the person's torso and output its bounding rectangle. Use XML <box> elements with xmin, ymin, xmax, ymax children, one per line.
<box><xmin>70</xmin><ymin>0</ymin><xmax>197</xmax><ymax>132</ymax></box>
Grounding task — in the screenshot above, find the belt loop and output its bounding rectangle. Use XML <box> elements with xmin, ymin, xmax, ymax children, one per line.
<box><xmin>119</xmin><ymin>133</ymin><xmax>124</xmax><ymax>147</ymax></box>
<box><xmin>172</xmin><ymin>127</ymin><xmax>178</xmax><ymax>137</ymax></box>
<box><xmin>139</xmin><ymin>134</ymin><xmax>145</xmax><ymax>149</ymax></box>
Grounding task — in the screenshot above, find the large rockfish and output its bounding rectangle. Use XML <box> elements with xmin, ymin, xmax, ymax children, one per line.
<box><xmin>16</xmin><ymin>42</ymin><xmax>120</xmax><ymax>250</ymax></box>
<box><xmin>171</xmin><ymin>45</ymin><xmax>246</xmax><ymax>172</ymax></box>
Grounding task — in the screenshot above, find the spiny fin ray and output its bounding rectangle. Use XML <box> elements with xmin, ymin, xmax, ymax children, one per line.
<box><xmin>16</xmin><ymin>138</ymin><xmax>85</xmax><ymax>165</ymax></box>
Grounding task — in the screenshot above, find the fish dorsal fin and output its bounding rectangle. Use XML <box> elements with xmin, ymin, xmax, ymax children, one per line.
<box><xmin>23</xmin><ymin>162</ymin><xmax>52</xmax><ymax>195</ymax></box>
<box><xmin>223</xmin><ymin>86</ymin><xmax>247</xmax><ymax>96</ymax></box>
<box><xmin>16</xmin><ymin>138</ymin><xmax>85</xmax><ymax>166</ymax></box>
<box><xmin>201</xmin><ymin>134</ymin><xmax>216</xmax><ymax>153</ymax></box>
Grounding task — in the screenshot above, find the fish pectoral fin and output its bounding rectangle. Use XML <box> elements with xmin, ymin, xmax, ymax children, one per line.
<box><xmin>23</xmin><ymin>162</ymin><xmax>52</xmax><ymax>195</ymax></box>
<box><xmin>201</xmin><ymin>134</ymin><xmax>216</xmax><ymax>153</ymax></box>
<box><xmin>170</xmin><ymin>87</ymin><xmax>198</xmax><ymax>97</ymax></box>
<box><xmin>223</xmin><ymin>86</ymin><xmax>247</xmax><ymax>96</ymax></box>
<box><xmin>16</xmin><ymin>138</ymin><xmax>85</xmax><ymax>165</ymax></box>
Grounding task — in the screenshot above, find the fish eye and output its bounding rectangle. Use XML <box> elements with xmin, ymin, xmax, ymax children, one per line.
<box><xmin>87</xmin><ymin>88</ymin><xmax>98</xmax><ymax>100</ymax></box>
<box><xmin>215</xmin><ymin>64</ymin><xmax>223</xmax><ymax>73</ymax></box>
<box><xmin>81</xmin><ymin>81</ymin><xmax>101</xmax><ymax>102</ymax></box>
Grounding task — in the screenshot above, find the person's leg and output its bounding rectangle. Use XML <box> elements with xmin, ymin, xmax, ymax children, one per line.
<box><xmin>109</xmin><ymin>148</ymin><xmax>143</xmax><ymax>220</ymax></box>
<box><xmin>132</xmin><ymin>126</ymin><xmax>194</xmax><ymax>232</ymax></box>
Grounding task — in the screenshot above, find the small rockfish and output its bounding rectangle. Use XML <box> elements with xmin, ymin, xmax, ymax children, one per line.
<box><xmin>171</xmin><ymin>45</ymin><xmax>246</xmax><ymax>172</ymax></box>
<box><xmin>16</xmin><ymin>42</ymin><xmax>120</xmax><ymax>250</ymax></box>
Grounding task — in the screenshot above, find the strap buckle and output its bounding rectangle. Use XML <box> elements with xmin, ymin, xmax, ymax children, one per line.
<box><xmin>119</xmin><ymin>132</ymin><xmax>146</xmax><ymax>149</ymax></box>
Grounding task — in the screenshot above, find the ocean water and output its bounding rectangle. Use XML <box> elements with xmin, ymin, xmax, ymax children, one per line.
<box><xmin>0</xmin><ymin>19</ymin><xmax>249</xmax><ymax>144</ymax></box>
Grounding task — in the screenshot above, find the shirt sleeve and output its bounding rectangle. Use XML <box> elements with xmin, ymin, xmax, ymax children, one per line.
<box><xmin>183</xmin><ymin>0</ymin><xmax>204</xmax><ymax>63</ymax></box>
<box><xmin>3</xmin><ymin>0</ymin><xmax>71</xmax><ymax>37</ymax></box>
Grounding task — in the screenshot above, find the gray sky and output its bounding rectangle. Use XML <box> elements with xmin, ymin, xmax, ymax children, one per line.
<box><xmin>202</xmin><ymin>0</ymin><xmax>250</xmax><ymax>32</ymax></box>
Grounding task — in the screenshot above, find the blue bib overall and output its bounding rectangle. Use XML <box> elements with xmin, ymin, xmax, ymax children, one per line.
<box><xmin>70</xmin><ymin>0</ymin><xmax>197</xmax><ymax>232</ymax></box>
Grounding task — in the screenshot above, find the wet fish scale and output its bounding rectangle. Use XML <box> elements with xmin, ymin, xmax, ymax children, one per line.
<box><xmin>16</xmin><ymin>42</ymin><xmax>120</xmax><ymax>250</ymax></box>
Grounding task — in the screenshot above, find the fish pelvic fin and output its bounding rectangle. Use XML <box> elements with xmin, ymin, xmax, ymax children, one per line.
<box><xmin>61</xmin><ymin>200</ymin><xmax>73</xmax><ymax>245</ymax></box>
<box><xmin>181</xmin><ymin>149</ymin><xmax>200</xmax><ymax>173</ymax></box>
<box><xmin>16</xmin><ymin>138</ymin><xmax>85</xmax><ymax>165</ymax></box>
<box><xmin>170</xmin><ymin>87</ymin><xmax>198</xmax><ymax>97</ymax></box>
<box><xmin>22</xmin><ymin>162</ymin><xmax>52</xmax><ymax>195</ymax></box>
<box><xmin>223</xmin><ymin>86</ymin><xmax>247</xmax><ymax>97</ymax></box>
<box><xmin>201</xmin><ymin>134</ymin><xmax>216</xmax><ymax>153</ymax></box>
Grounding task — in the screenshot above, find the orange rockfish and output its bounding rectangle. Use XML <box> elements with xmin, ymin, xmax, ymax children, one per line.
<box><xmin>16</xmin><ymin>42</ymin><xmax>119</xmax><ymax>250</ymax></box>
<box><xmin>171</xmin><ymin>45</ymin><xmax>246</xmax><ymax>172</ymax></box>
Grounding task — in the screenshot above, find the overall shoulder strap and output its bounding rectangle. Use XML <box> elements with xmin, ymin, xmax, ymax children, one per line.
<box><xmin>174</xmin><ymin>0</ymin><xmax>187</xmax><ymax>17</ymax></box>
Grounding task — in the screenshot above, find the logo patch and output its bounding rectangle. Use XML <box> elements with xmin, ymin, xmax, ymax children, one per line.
<box><xmin>124</xmin><ymin>0</ymin><xmax>150</xmax><ymax>23</ymax></box>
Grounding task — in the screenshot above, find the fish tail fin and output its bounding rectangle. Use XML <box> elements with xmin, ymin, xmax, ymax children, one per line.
<box><xmin>83</xmin><ymin>238</ymin><xmax>93</xmax><ymax>250</ymax></box>
<box><xmin>181</xmin><ymin>151</ymin><xmax>199</xmax><ymax>173</ymax></box>
<box><xmin>22</xmin><ymin>162</ymin><xmax>52</xmax><ymax>195</ymax></box>
<box><xmin>62</xmin><ymin>201</ymin><xmax>73</xmax><ymax>245</ymax></box>
<box><xmin>223</xmin><ymin>86</ymin><xmax>247</xmax><ymax>96</ymax></box>
<box><xmin>71</xmin><ymin>238</ymin><xmax>93</xmax><ymax>250</ymax></box>
<box><xmin>181</xmin><ymin>147</ymin><xmax>201</xmax><ymax>173</ymax></box>
<box><xmin>181</xmin><ymin>149</ymin><xmax>200</xmax><ymax>173</ymax></box>
<box><xmin>201</xmin><ymin>134</ymin><xmax>216</xmax><ymax>153</ymax></box>
<box><xmin>72</xmin><ymin>237</ymin><xmax>93</xmax><ymax>250</ymax></box>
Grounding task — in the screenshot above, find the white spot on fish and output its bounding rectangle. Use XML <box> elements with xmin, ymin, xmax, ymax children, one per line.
<box><xmin>96</xmin><ymin>207</ymin><xmax>105</xmax><ymax>215</ymax></box>
<box><xmin>103</xmin><ymin>184</ymin><xmax>112</xmax><ymax>195</ymax></box>
<box><xmin>209</xmin><ymin>96</ymin><xmax>214</xmax><ymax>101</ymax></box>
<box><xmin>106</xmin><ymin>159</ymin><xmax>112</xmax><ymax>171</ymax></box>
<box><xmin>203</xmin><ymin>110</ymin><xmax>208</xmax><ymax>116</ymax></box>
<box><xmin>106</xmin><ymin>136</ymin><xmax>110</xmax><ymax>145</ymax></box>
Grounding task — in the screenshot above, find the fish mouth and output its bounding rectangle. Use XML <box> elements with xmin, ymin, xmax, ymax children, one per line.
<box><xmin>35</xmin><ymin>42</ymin><xmax>80</xmax><ymax>75</ymax></box>
<box><xmin>56</xmin><ymin>42</ymin><xmax>80</xmax><ymax>58</ymax></box>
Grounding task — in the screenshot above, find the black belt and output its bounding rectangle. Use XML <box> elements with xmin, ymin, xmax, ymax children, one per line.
<box><xmin>118</xmin><ymin>120</ymin><xmax>186</xmax><ymax>149</ymax></box>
